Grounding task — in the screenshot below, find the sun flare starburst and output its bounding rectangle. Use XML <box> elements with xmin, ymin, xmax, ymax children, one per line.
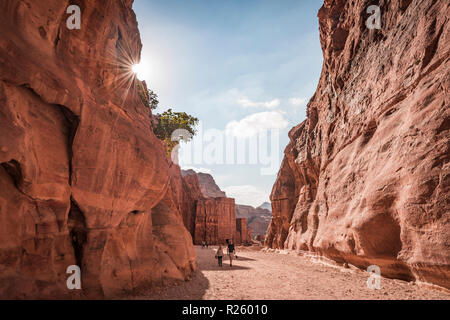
<box><xmin>132</xmin><ymin>63</ymin><xmax>141</xmax><ymax>78</ymax></box>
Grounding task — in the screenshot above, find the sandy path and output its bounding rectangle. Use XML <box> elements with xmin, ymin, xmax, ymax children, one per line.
<box><xmin>138</xmin><ymin>246</ymin><xmax>450</xmax><ymax>300</ymax></box>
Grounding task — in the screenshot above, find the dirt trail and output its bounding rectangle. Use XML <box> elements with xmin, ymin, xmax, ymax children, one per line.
<box><xmin>137</xmin><ymin>246</ymin><xmax>450</xmax><ymax>300</ymax></box>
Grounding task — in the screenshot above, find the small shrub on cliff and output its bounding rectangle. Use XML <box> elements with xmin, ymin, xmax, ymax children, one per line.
<box><xmin>147</xmin><ymin>89</ymin><xmax>159</xmax><ymax>110</ymax></box>
<box><xmin>137</xmin><ymin>80</ymin><xmax>159</xmax><ymax>110</ymax></box>
<box><xmin>153</xmin><ymin>108</ymin><xmax>199</xmax><ymax>156</ymax></box>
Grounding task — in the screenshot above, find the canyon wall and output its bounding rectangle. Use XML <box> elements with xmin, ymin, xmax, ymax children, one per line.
<box><xmin>266</xmin><ymin>0</ymin><xmax>449</xmax><ymax>289</ymax></box>
<box><xmin>0</xmin><ymin>0</ymin><xmax>196</xmax><ymax>298</ymax></box>
<box><xmin>182</xmin><ymin>170</ymin><xmax>240</xmax><ymax>245</ymax></box>
<box><xmin>235</xmin><ymin>218</ymin><xmax>250</xmax><ymax>245</ymax></box>
<box><xmin>194</xmin><ymin>198</ymin><xmax>236</xmax><ymax>245</ymax></box>
<box><xmin>196</xmin><ymin>172</ymin><xmax>227</xmax><ymax>198</ymax></box>
<box><xmin>236</xmin><ymin>204</ymin><xmax>271</xmax><ymax>237</ymax></box>
<box><xmin>180</xmin><ymin>170</ymin><xmax>205</xmax><ymax>236</ymax></box>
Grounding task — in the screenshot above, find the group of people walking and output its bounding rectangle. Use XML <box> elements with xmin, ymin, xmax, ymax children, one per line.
<box><xmin>214</xmin><ymin>239</ymin><xmax>235</xmax><ymax>267</ymax></box>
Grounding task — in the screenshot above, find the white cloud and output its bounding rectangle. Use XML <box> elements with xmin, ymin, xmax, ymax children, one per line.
<box><xmin>237</xmin><ymin>98</ymin><xmax>280</xmax><ymax>109</ymax></box>
<box><xmin>223</xmin><ymin>185</ymin><xmax>269</xmax><ymax>208</ymax></box>
<box><xmin>289</xmin><ymin>97</ymin><xmax>307</xmax><ymax>106</ymax></box>
<box><xmin>225</xmin><ymin>111</ymin><xmax>289</xmax><ymax>138</ymax></box>
<box><xmin>181</xmin><ymin>166</ymin><xmax>212</xmax><ymax>174</ymax></box>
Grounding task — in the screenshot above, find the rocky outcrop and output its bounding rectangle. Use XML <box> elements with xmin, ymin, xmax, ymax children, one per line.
<box><xmin>194</xmin><ymin>198</ymin><xmax>236</xmax><ymax>245</ymax></box>
<box><xmin>182</xmin><ymin>170</ymin><xmax>238</xmax><ymax>245</ymax></box>
<box><xmin>196</xmin><ymin>172</ymin><xmax>227</xmax><ymax>198</ymax></box>
<box><xmin>236</xmin><ymin>204</ymin><xmax>271</xmax><ymax>237</ymax></box>
<box><xmin>266</xmin><ymin>0</ymin><xmax>450</xmax><ymax>289</ymax></box>
<box><xmin>180</xmin><ymin>170</ymin><xmax>205</xmax><ymax>236</ymax></box>
<box><xmin>235</xmin><ymin>218</ymin><xmax>250</xmax><ymax>245</ymax></box>
<box><xmin>0</xmin><ymin>0</ymin><xmax>195</xmax><ymax>298</ymax></box>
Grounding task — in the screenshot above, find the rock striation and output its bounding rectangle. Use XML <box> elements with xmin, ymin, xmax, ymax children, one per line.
<box><xmin>181</xmin><ymin>170</ymin><xmax>237</xmax><ymax>245</ymax></box>
<box><xmin>0</xmin><ymin>0</ymin><xmax>196</xmax><ymax>298</ymax></box>
<box><xmin>235</xmin><ymin>218</ymin><xmax>250</xmax><ymax>245</ymax></box>
<box><xmin>180</xmin><ymin>170</ymin><xmax>205</xmax><ymax>237</ymax></box>
<box><xmin>194</xmin><ymin>198</ymin><xmax>236</xmax><ymax>245</ymax></box>
<box><xmin>266</xmin><ymin>0</ymin><xmax>449</xmax><ymax>289</ymax></box>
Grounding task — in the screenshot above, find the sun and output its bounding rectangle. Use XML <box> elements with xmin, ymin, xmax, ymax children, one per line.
<box><xmin>132</xmin><ymin>63</ymin><xmax>143</xmax><ymax>80</ymax></box>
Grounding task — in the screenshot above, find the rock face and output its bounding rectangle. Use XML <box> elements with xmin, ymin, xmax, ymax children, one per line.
<box><xmin>194</xmin><ymin>198</ymin><xmax>236</xmax><ymax>245</ymax></box>
<box><xmin>236</xmin><ymin>204</ymin><xmax>272</xmax><ymax>237</ymax></box>
<box><xmin>180</xmin><ymin>170</ymin><xmax>205</xmax><ymax>237</ymax></box>
<box><xmin>182</xmin><ymin>170</ymin><xmax>236</xmax><ymax>245</ymax></box>
<box><xmin>235</xmin><ymin>218</ymin><xmax>249</xmax><ymax>245</ymax></box>
<box><xmin>266</xmin><ymin>0</ymin><xmax>450</xmax><ymax>289</ymax></box>
<box><xmin>196</xmin><ymin>172</ymin><xmax>227</xmax><ymax>198</ymax></box>
<box><xmin>0</xmin><ymin>0</ymin><xmax>196</xmax><ymax>298</ymax></box>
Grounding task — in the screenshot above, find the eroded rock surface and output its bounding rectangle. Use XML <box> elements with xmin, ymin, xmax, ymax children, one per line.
<box><xmin>266</xmin><ymin>0</ymin><xmax>450</xmax><ymax>289</ymax></box>
<box><xmin>194</xmin><ymin>198</ymin><xmax>236</xmax><ymax>245</ymax></box>
<box><xmin>0</xmin><ymin>0</ymin><xmax>195</xmax><ymax>298</ymax></box>
<box><xmin>235</xmin><ymin>218</ymin><xmax>250</xmax><ymax>245</ymax></box>
<box><xmin>236</xmin><ymin>204</ymin><xmax>271</xmax><ymax>237</ymax></box>
<box><xmin>182</xmin><ymin>170</ymin><xmax>237</xmax><ymax>245</ymax></box>
<box><xmin>196</xmin><ymin>172</ymin><xmax>227</xmax><ymax>198</ymax></box>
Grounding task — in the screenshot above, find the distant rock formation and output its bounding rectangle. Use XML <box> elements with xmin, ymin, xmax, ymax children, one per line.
<box><xmin>265</xmin><ymin>0</ymin><xmax>449</xmax><ymax>289</ymax></box>
<box><xmin>236</xmin><ymin>204</ymin><xmax>272</xmax><ymax>237</ymax></box>
<box><xmin>0</xmin><ymin>0</ymin><xmax>196</xmax><ymax>298</ymax></box>
<box><xmin>181</xmin><ymin>170</ymin><xmax>238</xmax><ymax>245</ymax></box>
<box><xmin>197</xmin><ymin>172</ymin><xmax>227</xmax><ymax>198</ymax></box>
<box><xmin>194</xmin><ymin>198</ymin><xmax>236</xmax><ymax>245</ymax></box>
<box><xmin>258</xmin><ymin>202</ymin><xmax>272</xmax><ymax>212</ymax></box>
<box><xmin>235</xmin><ymin>218</ymin><xmax>249</xmax><ymax>245</ymax></box>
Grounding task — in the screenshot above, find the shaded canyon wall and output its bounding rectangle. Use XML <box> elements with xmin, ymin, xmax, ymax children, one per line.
<box><xmin>0</xmin><ymin>0</ymin><xmax>196</xmax><ymax>298</ymax></box>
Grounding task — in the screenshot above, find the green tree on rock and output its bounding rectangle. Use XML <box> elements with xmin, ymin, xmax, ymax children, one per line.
<box><xmin>153</xmin><ymin>108</ymin><xmax>199</xmax><ymax>156</ymax></box>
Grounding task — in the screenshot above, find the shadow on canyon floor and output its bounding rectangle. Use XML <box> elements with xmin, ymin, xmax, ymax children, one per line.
<box><xmin>133</xmin><ymin>268</ymin><xmax>210</xmax><ymax>300</ymax></box>
<box><xmin>200</xmin><ymin>265</ymin><xmax>251</xmax><ymax>271</ymax></box>
<box><xmin>132</xmin><ymin>246</ymin><xmax>255</xmax><ymax>299</ymax></box>
<box><xmin>233</xmin><ymin>256</ymin><xmax>256</xmax><ymax>262</ymax></box>
<box><xmin>132</xmin><ymin>246</ymin><xmax>450</xmax><ymax>300</ymax></box>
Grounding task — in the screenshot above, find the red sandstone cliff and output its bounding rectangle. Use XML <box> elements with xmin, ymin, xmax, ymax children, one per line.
<box><xmin>181</xmin><ymin>170</ymin><xmax>237</xmax><ymax>245</ymax></box>
<box><xmin>0</xmin><ymin>0</ymin><xmax>196</xmax><ymax>298</ymax></box>
<box><xmin>197</xmin><ymin>172</ymin><xmax>227</xmax><ymax>198</ymax></box>
<box><xmin>180</xmin><ymin>169</ymin><xmax>205</xmax><ymax>236</ymax></box>
<box><xmin>236</xmin><ymin>218</ymin><xmax>250</xmax><ymax>245</ymax></box>
<box><xmin>265</xmin><ymin>0</ymin><xmax>450</xmax><ymax>289</ymax></box>
<box><xmin>194</xmin><ymin>198</ymin><xmax>236</xmax><ymax>245</ymax></box>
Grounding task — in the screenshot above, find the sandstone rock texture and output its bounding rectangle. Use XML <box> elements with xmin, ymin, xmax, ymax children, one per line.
<box><xmin>0</xmin><ymin>0</ymin><xmax>196</xmax><ymax>298</ymax></box>
<box><xmin>194</xmin><ymin>198</ymin><xmax>236</xmax><ymax>245</ymax></box>
<box><xmin>196</xmin><ymin>172</ymin><xmax>227</xmax><ymax>198</ymax></box>
<box><xmin>236</xmin><ymin>204</ymin><xmax>272</xmax><ymax>237</ymax></box>
<box><xmin>235</xmin><ymin>218</ymin><xmax>249</xmax><ymax>245</ymax></box>
<box><xmin>266</xmin><ymin>0</ymin><xmax>450</xmax><ymax>289</ymax></box>
<box><xmin>181</xmin><ymin>170</ymin><xmax>238</xmax><ymax>245</ymax></box>
<box><xmin>180</xmin><ymin>169</ymin><xmax>205</xmax><ymax>236</ymax></box>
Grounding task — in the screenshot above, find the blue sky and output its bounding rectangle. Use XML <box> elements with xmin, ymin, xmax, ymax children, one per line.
<box><xmin>133</xmin><ymin>0</ymin><xmax>323</xmax><ymax>207</ymax></box>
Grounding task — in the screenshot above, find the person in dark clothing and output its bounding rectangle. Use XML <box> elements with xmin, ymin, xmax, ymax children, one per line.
<box><xmin>227</xmin><ymin>240</ymin><xmax>235</xmax><ymax>267</ymax></box>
